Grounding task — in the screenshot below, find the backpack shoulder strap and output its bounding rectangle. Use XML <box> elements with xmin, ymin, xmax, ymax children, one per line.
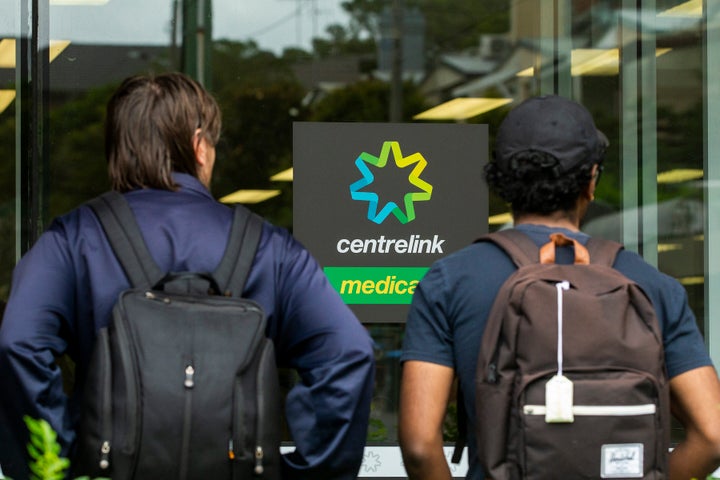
<box><xmin>212</xmin><ymin>205</ymin><xmax>264</xmax><ymax>297</ymax></box>
<box><xmin>479</xmin><ymin>230</ymin><xmax>623</xmax><ymax>267</ymax></box>
<box><xmin>87</xmin><ymin>191</ymin><xmax>164</xmax><ymax>289</ymax></box>
<box><xmin>585</xmin><ymin>236</ymin><xmax>623</xmax><ymax>267</ymax></box>
<box><xmin>451</xmin><ymin>383</ymin><xmax>468</xmax><ymax>464</ymax></box>
<box><xmin>453</xmin><ymin>229</ymin><xmax>539</xmax><ymax>463</ymax></box>
<box><xmin>475</xmin><ymin>229</ymin><xmax>539</xmax><ymax>267</ymax></box>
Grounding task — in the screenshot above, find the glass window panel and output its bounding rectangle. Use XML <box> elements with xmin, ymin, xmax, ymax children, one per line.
<box><xmin>0</xmin><ymin>3</ymin><xmax>17</xmax><ymax>308</ymax></box>
<box><xmin>4</xmin><ymin>0</ymin><xmax>720</xmax><ymax>477</ymax></box>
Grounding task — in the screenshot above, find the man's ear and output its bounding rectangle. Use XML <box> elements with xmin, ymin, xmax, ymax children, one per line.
<box><xmin>193</xmin><ymin>128</ymin><xmax>207</xmax><ymax>166</ymax></box>
<box><xmin>585</xmin><ymin>163</ymin><xmax>600</xmax><ymax>201</ymax></box>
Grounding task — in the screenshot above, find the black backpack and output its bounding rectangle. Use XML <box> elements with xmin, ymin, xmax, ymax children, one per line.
<box><xmin>74</xmin><ymin>191</ymin><xmax>281</xmax><ymax>480</ymax></box>
<box><xmin>473</xmin><ymin>229</ymin><xmax>670</xmax><ymax>480</ymax></box>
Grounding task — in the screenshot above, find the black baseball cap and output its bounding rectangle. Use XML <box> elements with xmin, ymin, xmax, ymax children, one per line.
<box><xmin>493</xmin><ymin>95</ymin><xmax>609</xmax><ymax>174</ymax></box>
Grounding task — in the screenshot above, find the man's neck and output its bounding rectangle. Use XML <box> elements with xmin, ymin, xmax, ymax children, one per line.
<box><xmin>514</xmin><ymin>212</ymin><xmax>581</xmax><ymax>232</ymax></box>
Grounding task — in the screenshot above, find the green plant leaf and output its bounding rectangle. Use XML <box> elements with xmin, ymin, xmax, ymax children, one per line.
<box><xmin>23</xmin><ymin>416</ymin><xmax>71</xmax><ymax>480</ymax></box>
<box><xmin>23</xmin><ymin>416</ymin><xmax>41</xmax><ymax>435</ymax></box>
<box><xmin>26</xmin><ymin>443</ymin><xmax>41</xmax><ymax>461</ymax></box>
<box><xmin>21</xmin><ymin>417</ymin><xmax>115</xmax><ymax>480</ymax></box>
<box><xmin>28</xmin><ymin>461</ymin><xmax>44</xmax><ymax>479</ymax></box>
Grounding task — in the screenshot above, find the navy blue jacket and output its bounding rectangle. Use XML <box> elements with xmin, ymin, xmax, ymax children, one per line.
<box><xmin>0</xmin><ymin>173</ymin><xmax>375</xmax><ymax>479</ymax></box>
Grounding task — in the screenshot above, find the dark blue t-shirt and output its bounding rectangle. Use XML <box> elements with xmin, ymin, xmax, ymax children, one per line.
<box><xmin>401</xmin><ymin>223</ymin><xmax>712</xmax><ymax>480</ymax></box>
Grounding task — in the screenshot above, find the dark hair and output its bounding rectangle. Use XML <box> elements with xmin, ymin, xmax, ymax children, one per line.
<box><xmin>484</xmin><ymin>150</ymin><xmax>596</xmax><ymax>216</ymax></box>
<box><xmin>105</xmin><ymin>72</ymin><xmax>221</xmax><ymax>192</ymax></box>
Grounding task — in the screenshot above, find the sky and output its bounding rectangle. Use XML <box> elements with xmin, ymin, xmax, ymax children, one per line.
<box><xmin>2</xmin><ymin>0</ymin><xmax>351</xmax><ymax>54</ymax></box>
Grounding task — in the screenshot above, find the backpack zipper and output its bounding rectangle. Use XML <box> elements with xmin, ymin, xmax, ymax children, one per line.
<box><xmin>179</xmin><ymin>362</ymin><xmax>195</xmax><ymax>480</ymax></box>
<box><xmin>523</xmin><ymin>404</ymin><xmax>656</xmax><ymax>416</ymax></box>
<box><xmin>98</xmin><ymin>329</ymin><xmax>112</xmax><ymax>470</ymax></box>
<box><xmin>231</xmin><ymin>376</ymin><xmax>246</xmax><ymax>470</ymax></box>
<box><xmin>114</xmin><ymin>311</ymin><xmax>139</xmax><ymax>455</ymax></box>
<box><xmin>253</xmin><ymin>342</ymin><xmax>274</xmax><ymax>475</ymax></box>
<box><xmin>254</xmin><ymin>446</ymin><xmax>264</xmax><ymax>475</ymax></box>
<box><xmin>487</xmin><ymin>362</ymin><xmax>498</xmax><ymax>384</ymax></box>
<box><xmin>99</xmin><ymin>440</ymin><xmax>111</xmax><ymax>471</ymax></box>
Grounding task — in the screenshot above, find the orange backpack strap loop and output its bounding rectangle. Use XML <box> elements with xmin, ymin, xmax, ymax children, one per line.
<box><xmin>540</xmin><ymin>233</ymin><xmax>590</xmax><ymax>265</ymax></box>
<box><xmin>477</xmin><ymin>229</ymin><xmax>623</xmax><ymax>267</ymax></box>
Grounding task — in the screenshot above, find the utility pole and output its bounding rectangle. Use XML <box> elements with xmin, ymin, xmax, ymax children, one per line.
<box><xmin>17</xmin><ymin>0</ymin><xmax>49</xmax><ymax>257</ymax></box>
<box><xmin>181</xmin><ymin>0</ymin><xmax>213</xmax><ymax>87</ymax></box>
<box><xmin>389</xmin><ymin>0</ymin><xmax>403</xmax><ymax>122</ymax></box>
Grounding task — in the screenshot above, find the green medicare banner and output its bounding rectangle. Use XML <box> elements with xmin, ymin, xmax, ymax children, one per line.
<box><xmin>324</xmin><ymin>267</ymin><xmax>429</xmax><ymax>304</ymax></box>
<box><xmin>293</xmin><ymin>122</ymin><xmax>488</xmax><ymax>323</ymax></box>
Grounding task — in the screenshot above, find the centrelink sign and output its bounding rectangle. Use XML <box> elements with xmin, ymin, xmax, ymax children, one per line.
<box><xmin>293</xmin><ymin>122</ymin><xmax>488</xmax><ymax>323</ymax></box>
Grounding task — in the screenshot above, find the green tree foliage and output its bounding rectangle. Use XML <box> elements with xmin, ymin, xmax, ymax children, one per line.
<box><xmin>341</xmin><ymin>0</ymin><xmax>510</xmax><ymax>54</ymax></box>
<box><xmin>415</xmin><ymin>0</ymin><xmax>509</xmax><ymax>53</ymax></box>
<box><xmin>210</xmin><ymin>40</ymin><xmax>306</xmax><ymax>228</ymax></box>
<box><xmin>0</xmin><ymin>103</ymin><xmax>14</xmax><ymax>207</ymax></box>
<box><xmin>0</xmin><ymin>102</ymin><xmax>16</xmax><ymax>300</ymax></box>
<box><xmin>48</xmin><ymin>85</ymin><xmax>115</xmax><ymax>219</ymax></box>
<box><xmin>212</xmin><ymin>40</ymin><xmax>297</xmax><ymax>90</ymax></box>
<box><xmin>340</xmin><ymin>0</ymin><xmax>384</xmax><ymax>39</ymax></box>
<box><xmin>655</xmin><ymin>101</ymin><xmax>704</xmax><ymax>204</ymax></box>
<box><xmin>280</xmin><ymin>47</ymin><xmax>314</xmax><ymax>63</ymax></box>
<box><xmin>311</xmin><ymin>24</ymin><xmax>376</xmax><ymax>59</ymax></box>
<box><xmin>309</xmin><ymin>79</ymin><xmax>429</xmax><ymax>123</ymax></box>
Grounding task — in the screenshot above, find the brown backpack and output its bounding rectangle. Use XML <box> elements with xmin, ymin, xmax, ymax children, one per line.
<box><xmin>475</xmin><ymin>229</ymin><xmax>670</xmax><ymax>480</ymax></box>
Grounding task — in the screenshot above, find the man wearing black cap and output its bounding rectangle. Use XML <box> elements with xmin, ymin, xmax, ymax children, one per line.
<box><xmin>398</xmin><ymin>95</ymin><xmax>720</xmax><ymax>480</ymax></box>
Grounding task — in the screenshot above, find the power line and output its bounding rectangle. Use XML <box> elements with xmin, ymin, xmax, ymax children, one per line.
<box><xmin>290</xmin><ymin>0</ymin><xmax>321</xmax><ymax>45</ymax></box>
<box><xmin>245</xmin><ymin>7</ymin><xmax>300</xmax><ymax>38</ymax></box>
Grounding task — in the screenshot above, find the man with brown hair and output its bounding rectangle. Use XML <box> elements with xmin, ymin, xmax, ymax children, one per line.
<box><xmin>0</xmin><ymin>72</ymin><xmax>375</xmax><ymax>480</ymax></box>
<box><xmin>399</xmin><ymin>95</ymin><xmax>720</xmax><ymax>480</ymax></box>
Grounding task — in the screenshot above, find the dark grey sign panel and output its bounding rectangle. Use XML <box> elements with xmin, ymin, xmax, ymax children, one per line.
<box><xmin>293</xmin><ymin>122</ymin><xmax>488</xmax><ymax>323</ymax></box>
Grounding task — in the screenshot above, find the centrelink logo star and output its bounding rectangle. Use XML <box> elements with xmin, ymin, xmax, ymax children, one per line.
<box><xmin>349</xmin><ymin>141</ymin><xmax>433</xmax><ymax>224</ymax></box>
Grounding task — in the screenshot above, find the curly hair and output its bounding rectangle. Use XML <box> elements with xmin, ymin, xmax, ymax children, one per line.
<box><xmin>484</xmin><ymin>150</ymin><xmax>596</xmax><ymax>216</ymax></box>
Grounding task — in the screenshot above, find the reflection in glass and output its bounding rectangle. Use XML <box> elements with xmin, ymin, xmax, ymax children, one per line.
<box><xmin>4</xmin><ymin>0</ymin><xmax>717</xmax><ymax>469</ymax></box>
